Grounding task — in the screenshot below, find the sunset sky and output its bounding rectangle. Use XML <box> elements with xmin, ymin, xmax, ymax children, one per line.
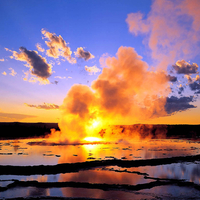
<box><xmin>0</xmin><ymin>0</ymin><xmax>200</xmax><ymax>124</ymax></box>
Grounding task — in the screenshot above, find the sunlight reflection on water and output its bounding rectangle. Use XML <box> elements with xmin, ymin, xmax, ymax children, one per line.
<box><xmin>0</xmin><ymin>138</ymin><xmax>199</xmax><ymax>166</ymax></box>
<box><xmin>1</xmin><ymin>138</ymin><xmax>200</xmax><ymax>199</ymax></box>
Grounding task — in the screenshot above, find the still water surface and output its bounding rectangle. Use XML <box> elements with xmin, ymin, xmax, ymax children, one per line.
<box><xmin>0</xmin><ymin>138</ymin><xmax>200</xmax><ymax>199</ymax></box>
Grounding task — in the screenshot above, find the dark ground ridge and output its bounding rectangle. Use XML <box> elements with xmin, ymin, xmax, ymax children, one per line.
<box><xmin>1</xmin><ymin>123</ymin><xmax>200</xmax><ymax>140</ymax></box>
<box><xmin>0</xmin><ymin>122</ymin><xmax>59</xmax><ymax>140</ymax></box>
<box><xmin>2</xmin><ymin>197</ymin><xmax>105</xmax><ymax>200</ymax></box>
<box><xmin>1</xmin><ymin>154</ymin><xmax>200</xmax><ymax>175</ymax></box>
<box><xmin>0</xmin><ymin>175</ymin><xmax>200</xmax><ymax>193</ymax></box>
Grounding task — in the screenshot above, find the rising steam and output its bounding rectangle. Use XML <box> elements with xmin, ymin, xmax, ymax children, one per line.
<box><xmin>49</xmin><ymin>0</ymin><xmax>200</xmax><ymax>143</ymax></box>
<box><xmin>50</xmin><ymin>47</ymin><xmax>171</xmax><ymax>143</ymax></box>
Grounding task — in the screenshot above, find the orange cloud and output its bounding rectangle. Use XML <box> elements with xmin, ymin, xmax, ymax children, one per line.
<box><xmin>173</xmin><ymin>60</ymin><xmax>198</xmax><ymax>74</ymax></box>
<box><xmin>195</xmin><ymin>75</ymin><xmax>200</xmax><ymax>81</ymax></box>
<box><xmin>10</xmin><ymin>47</ymin><xmax>52</xmax><ymax>84</ymax></box>
<box><xmin>2</xmin><ymin>71</ymin><xmax>7</xmax><ymax>75</ymax></box>
<box><xmin>126</xmin><ymin>0</ymin><xmax>200</xmax><ymax>69</ymax></box>
<box><xmin>0</xmin><ymin>112</ymin><xmax>36</xmax><ymax>122</ymax></box>
<box><xmin>25</xmin><ymin>103</ymin><xmax>59</xmax><ymax>110</ymax></box>
<box><xmin>0</xmin><ymin>58</ymin><xmax>4</xmax><ymax>62</ymax></box>
<box><xmin>75</xmin><ymin>47</ymin><xmax>94</xmax><ymax>61</ymax></box>
<box><xmin>9</xmin><ymin>68</ymin><xmax>17</xmax><ymax>76</ymax></box>
<box><xmin>85</xmin><ymin>65</ymin><xmax>101</xmax><ymax>75</ymax></box>
<box><xmin>126</xmin><ymin>12</ymin><xmax>148</xmax><ymax>36</ymax></box>
<box><xmin>36</xmin><ymin>43</ymin><xmax>45</xmax><ymax>52</ymax></box>
<box><xmin>184</xmin><ymin>75</ymin><xmax>193</xmax><ymax>83</ymax></box>
<box><xmin>41</xmin><ymin>29</ymin><xmax>76</xmax><ymax>64</ymax></box>
<box><xmin>5</xmin><ymin>47</ymin><xmax>12</xmax><ymax>52</ymax></box>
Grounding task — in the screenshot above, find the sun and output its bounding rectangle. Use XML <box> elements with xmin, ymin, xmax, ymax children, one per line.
<box><xmin>83</xmin><ymin>137</ymin><xmax>102</xmax><ymax>142</ymax></box>
<box><xmin>83</xmin><ymin>119</ymin><xmax>103</xmax><ymax>143</ymax></box>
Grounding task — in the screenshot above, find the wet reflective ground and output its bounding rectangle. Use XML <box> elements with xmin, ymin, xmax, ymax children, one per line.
<box><xmin>1</xmin><ymin>138</ymin><xmax>200</xmax><ymax>199</ymax></box>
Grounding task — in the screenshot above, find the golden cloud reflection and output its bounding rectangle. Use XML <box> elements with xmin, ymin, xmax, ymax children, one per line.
<box><xmin>1</xmin><ymin>138</ymin><xmax>200</xmax><ymax>199</ymax></box>
<box><xmin>1</xmin><ymin>138</ymin><xmax>200</xmax><ymax>166</ymax></box>
<box><xmin>59</xmin><ymin>168</ymin><xmax>151</xmax><ymax>199</ymax></box>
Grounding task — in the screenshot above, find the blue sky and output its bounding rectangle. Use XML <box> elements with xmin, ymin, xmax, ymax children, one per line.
<box><xmin>0</xmin><ymin>0</ymin><xmax>200</xmax><ymax>124</ymax></box>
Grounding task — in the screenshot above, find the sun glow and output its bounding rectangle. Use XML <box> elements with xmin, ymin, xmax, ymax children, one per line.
<box><xmin>92</xmin><ymin>120</ymin><xmax>100</xmax><ymax>128</ymax></box>
<box><xmin>87</xmin><ymin>119</ymin><xmax>102</xmax><ymax>131</ymax></box>
<box><xmin>83</xmin><ymin>137</ymin><xmax>102</xmax><ymax>142</ymax></box>
<box><xmin>82</xmin><ymin>118</ymin><xmax>105</xmax><ymax>143</ymax></box>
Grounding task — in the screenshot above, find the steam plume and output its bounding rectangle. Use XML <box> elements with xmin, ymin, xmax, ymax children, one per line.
<box><xmin>126</xmin><ymin>0</ymin><xmax>200</xmax><ymax>69</ymax></box>
<box><xmin>53</xmin><ymin>47</ymin><xmax>171</xmax><ymax>142</ymax></box>
<box><xmin>50</xmin><ymin>0</ymin><xmax>200</xmax><ymax>142</ymax></box>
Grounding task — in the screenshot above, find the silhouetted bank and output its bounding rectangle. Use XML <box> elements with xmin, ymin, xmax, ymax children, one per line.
<box><xmin>0</xmin><ymin>122</ymin><xmax>59</xmax><ymax>139</ymax></box>
<box><xmin>1</xmin><ymin>154</ymin><xmax>200</xmax><ymax>175</ymax></box>
<box><xmin>114</xmin><ymin>124</ymin><xmax>200</xmax><ymax>139</ymax></box>
<box><xmin>0</xmin><ymin>123</ymin><xmax>200</xmax><ymax>140</ymax></box>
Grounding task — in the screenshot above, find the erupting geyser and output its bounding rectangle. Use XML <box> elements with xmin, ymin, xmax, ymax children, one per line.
<box><xmin>49</xmin><ymin>47</ymin><xmax>173</xmax><ymax>143</ymax></box>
